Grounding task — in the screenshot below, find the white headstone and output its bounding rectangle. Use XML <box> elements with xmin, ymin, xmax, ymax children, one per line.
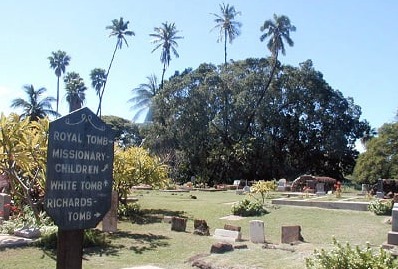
<box><xmin>249</xmin><ymin>220</ymin><xmax>265</xmax><ymax>243</ymax></box>
<box><xmin>213</xmin><ymin>228</ymin><xmax>242</xmax><ymax>242</ymax></box>
<box><xmin>392</xmin><ymin>208</ymin><xmax>398</xmax><ymax>232</ymax></box>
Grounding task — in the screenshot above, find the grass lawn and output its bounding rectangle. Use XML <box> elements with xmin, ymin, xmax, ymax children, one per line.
<box><xmin>0</xmin><ymin>190</ymin><xmax>392</xmax><ymax>269</ymax></box>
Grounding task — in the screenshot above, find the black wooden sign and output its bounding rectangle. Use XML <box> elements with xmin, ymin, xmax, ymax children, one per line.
<box><xmin>44</xmin><ymin>108</ymin><xmax>114</xmax><ymax>230</ymax></box>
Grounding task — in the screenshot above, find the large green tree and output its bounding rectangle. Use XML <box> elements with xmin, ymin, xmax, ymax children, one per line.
<box><xmin>211</xmin><ymin>3</ymin><xmax>242</xmax><ymax>64</ymax></box>
<box><xmin>150</xmin><ymin>22</ymin><xmax>183</xmax><ymax>89</ymax></box>
<box><xmin>10</xmin><ymin>84</ymin><xmax>59</xmax><ymax>121</ymax></box>
<box><xmin>146</xmin><ymin>59</ymin><xmax>369</xmax><ymax>183</ymax></box>
<box><xmin>48</xmin><ymin>50</ymin><xmax>71</xmax><ymax>114</ymax></box>
<box><xmin>101</xmin><ymin>115</ymin><xmax>143</xmax><ymax>148</ymax></box>
<box><xmin>97</xmin><ymin>17</ymin><xmax>135</xmax><ymax>116</ymax></box>
<box><xmin>353</xmin><ymin>122</ymin><xmax>398</xmax><ymax>184</ymax></box>
<box><xmin>129</xmin><ymin>74</ymin><xmax>159</xmax><ymax>123</ymax></box>
<box><xmin>64</xmin><ymin>72</ymin><xmax>87</xmax><ymax>112</ymax></box>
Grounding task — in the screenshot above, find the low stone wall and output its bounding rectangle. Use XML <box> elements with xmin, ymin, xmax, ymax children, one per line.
<box><xmin>271</xmin><ymin>198</ymin><xmax>369</xmax><ymax>211</ymax></box>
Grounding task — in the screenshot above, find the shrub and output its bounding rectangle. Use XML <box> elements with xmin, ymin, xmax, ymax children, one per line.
<box><xmin>368</xmin><ymin>199</ymin><xmax>393</xmax><ymax>215</ymax></box>
<box><xmin>250</xmin><ymin>180</ymin><xmax>276</xmax><ymax>204</ymax></box>
<box><xmin>231</xmin><ymin>198</ymin><xmax>268</xmax><ymax>217</ymax></box>
<box><xmin>118</xmin><ymin>202</ymin><xmax>141</xmax><ymax>218</ymax></box>
<box><xmin>113</xmin><ymin>146</ymin><xmax>169</xmax><ymax>205</ymax></box>
<box><xmin>305</xmin><ymin>237</ymin><xmax>397</xmax><ymax>269</ymax></box>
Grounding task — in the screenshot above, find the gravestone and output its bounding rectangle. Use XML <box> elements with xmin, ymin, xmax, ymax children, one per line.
<box><xmin>249</xmin><ymin>220</ymin><xmax>265</xmax><ymax>243</ymax></box>
<box><xmin>210</xmin><ymin>242</ymin><xmax>234</xmax><ymax>254</ymax></box>
<box><xmin>388</xmin><ymin>207</ymin><xmax>398</xmax><ymax>245</ymax></box>
<box><xmin>213</xmin><ymin>228</ymin><xmax>242</xmax><ymax>242</ymax></box>
<box><xmin>102</xmin><ymin>191</ymin><xmax>118</xmax><ymax>232</ymax></box>
<box><xmin>224</xmin><ymin>224</ymin><xmax>241</xmax><ymax>232</ymax></box>
<box><xmin>171</xmin><ymin>217</ymin><xmax>187</xmax><ymax>232</ymax></box>
<box><xmin>376</xmin><ymin>179</ymin><xmax>384</xmax><ymax>198</ymax></box>
<box><xmin>281</xmin><ymin>225</ymin><xmax>304</xmax><ymax>244</ymax></box>
<box><xmin>361</xmin><ymin>184</ymin><xmax>369</xmax><ymax>194</ymax></box>
<box><xmin>193</xmin><ymin>219</ymin><xmax>210</xmax><ymax>236</ymax></box>
<box><xmin>315</xmin><ymin>183</ymin><xmax>326</xmax><ymax>196</ymax></box>
<box><xmin>243</xmin><ymin>185</ymin><xmax>251</xmax><ymax>193</ymax></box>
<box><xmin>277</xmin><ymin>179</ymin><xmax>287</xmax><ymax>192</ymax></box>
<box><xmin>0</xmin><ymin>193</ymin><xmax>11</xmax><ymax>221</ymax></box>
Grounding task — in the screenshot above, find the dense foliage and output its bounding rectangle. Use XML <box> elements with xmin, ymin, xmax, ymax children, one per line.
<box><xmin>0</xmin><ymin>113</ymin><xmax>48</xmax><ymax>220</ymax></box>
<box><xmin>144</xmin><ymin>58</ymin><xmax>369</xmax><ymax>184</ymax></box>
<box><xmin>306</xmin><ymin>237</ymin><xmax>397</xmax><ymax>269</ymax></box>
<box><xmin>231</xmin><ymin>198</ymin><xmax>267</xmax><ymax>217</ymax></box>
<box><xmin>353</xmin><ymin>122</ymin><xmax>398</xmax><ymax>184</ymax></box>
<box><xmin>113</xmin><ymin>146</ymin><xmax>169</xmax><ymax>204</ymax></box>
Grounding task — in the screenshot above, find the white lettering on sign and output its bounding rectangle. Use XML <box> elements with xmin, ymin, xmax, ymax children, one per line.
<box><xmin>86</xmin><ymin>135</ymin><xmax>109</xmax><ymax>145</ymax></box>
<box><xmin>46</xmin><ymin>197</ymin><xmax>93</xmax><ymax>208</ymax></box>
<box><xmin>50</xmin><ymin>180</ymin><xmax>77</xmax><ymax>190</ymax></box>
<box><xmin>52</xmin><ymin>148</ymin><xmax>106</xmax><ymax>161</ymax></box>
<box><xmin>55</xmin><ymin>163</ymin><xmax>99</xmax><ymax>174</ymax></box>
<box><xmin>53</xmin><ymin>131</ymin><xmax>83</xmax><ymax>143</ymax></box>
<box><xmin>81</xmin><ymin>181</ymin><xmax>103</xmax><ymax>190</ymax></box>
<box><xmin>68</xmin><ymin>211</ymin><xmax>92</xmax><ymax>221</ymax></box>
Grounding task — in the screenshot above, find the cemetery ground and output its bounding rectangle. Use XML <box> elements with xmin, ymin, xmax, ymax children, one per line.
<box><xmin>0</xmin><ymin>190</ymin><xmax>393</xmax><ymax>269</ymax></box>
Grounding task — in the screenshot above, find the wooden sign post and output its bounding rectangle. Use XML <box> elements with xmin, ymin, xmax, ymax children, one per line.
<box><xmin>44</xmin><ymin>107</ymin><xmax>114</xmax><ymax>269</ymax></box>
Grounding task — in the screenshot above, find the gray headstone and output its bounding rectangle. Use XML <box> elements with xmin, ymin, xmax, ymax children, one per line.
<box><xmin>0</xmin><ymin>193</ymin><xmax>11</xmax><ymax>220</ymax></box>
<box><xmin>392</xmin><ymin>208</ymin><xmax>398</xmax><ymax>232</ymax></box>
<box><xmin>249</xmin><ymin>220</ymin><xmax>265</xmax><ymax>243</ymax></box>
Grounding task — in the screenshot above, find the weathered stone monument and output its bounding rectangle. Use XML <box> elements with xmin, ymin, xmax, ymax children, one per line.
<box><xmin>193</xmin><ymin>219</ymin><xmax>210</xmax><ymax>236</ymax></box>
<box><xmin>316</xmin><ymin>182</ymin><xmax>326</xmax><ymax>196</ymax></box>
<box><xmin>281</xmin><ymin>225</ymin><xmax>304</xmax><ymax>244</ymax></box>
<box><xmin>0</xmin><ymin>193</ymin><xmax>11</xmax><ymax>221</ymax></box>
<box><xmin>171</xmin><ymin>217</ymin><xmax>187</xmax><ymax>232</ymax></box>
<box><xmin>102</xmin><ymin>190</ymin><xmax>118</xmax><ymax>233</ymax></box>
<box><xmin>387</xmin><ymin>204</ymin><xmax>398</xmax><ymax>245</ymax></box>
<box><xmin>249</xmin><ymin>220</ymin><xmax>265</xmax><ymax>243</ymax></box>
<box><xmin>277</xmin><ymin>178</ymin><xmax>287</xmax><ymax>192</ymax></box>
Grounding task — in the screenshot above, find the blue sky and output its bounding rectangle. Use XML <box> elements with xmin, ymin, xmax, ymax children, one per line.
<box><xmin>0</xmin><ymin>0</ymin><xmax>397</xmax><ymax>131</ymax></box>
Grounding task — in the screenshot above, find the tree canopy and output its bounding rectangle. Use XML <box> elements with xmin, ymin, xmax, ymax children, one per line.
<box><xmin>353</xmin><ymin>122</ymin><xmax>398</xmax><ymax>184</ymax></box>
<box><xmin>144</xmin><ymin>58</ymin><xmax>369</xmax><ymax>184</ymax></box>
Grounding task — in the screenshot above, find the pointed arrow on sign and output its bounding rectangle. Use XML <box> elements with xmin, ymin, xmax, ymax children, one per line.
<box><xmin>94</xmin><ymin>212</ymin><xmax>101</xmax><ymax>218</ymax></box>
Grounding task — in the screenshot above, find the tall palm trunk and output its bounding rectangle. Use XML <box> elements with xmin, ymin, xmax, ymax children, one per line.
<box><xmin>241</xmin><ymin>54</ymin><xmax>279</xmax><ymax>139</ymax></box>
<box><xmin>97</xmin><ymin>42</ymin><xmax>118</xmax><ymax>116</ymax></box>
<box><xmin>160</xmin><ymin>62</ymin><xmax>166</xmax><ymax>90</ymax></box>
<box><xmin>56</xmin><ymin>75</ymin><xmax>60</xmax><ymax>114</ymax></box>
<box><xmin>224</xmin><ymin>28</ymin><xmax>227</xmax><ymax>64</ymax></box>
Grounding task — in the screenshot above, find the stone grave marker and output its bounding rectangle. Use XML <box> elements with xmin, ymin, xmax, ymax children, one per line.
<box><xmin>171</xmin><ymin>217</ymin><xmax>187</xmax><ymax>232</ymax></box>
<box><xmin>281</xmin><ymin>225</ymin><xmax>304</xmax><ymax>244</ymax></box>
<box><xmin>213</xmin><ymin>228</ymin><xmax>242</xmax><ymax>242</ymax></box>
<box><xmin>224</xmin><ymin>224</ymin><xmax>241</xmax><ymax>232</ymax></box>
<box><xmin>315</xmin><ymin>182</ymin><xmax>326</xmax><ymax>196</ymax></box>
<box><xmin>193</xmin><ymin>219</ymin><xmax>210</xmax><ymax>236</ymax></box>
<box><xmin>376</xmin><ymin>178</ymin><xmax>384</xmax><ymax>198</ymax></box>
<box><xmin>102</xmin><ymin>190</ymin><xmax>118</xmax><ymax>233</ymax></box>
<box><xmin>387</xmin><ymin>207</ymin><xmax>398</xmax><ymax>245</ymax></box>
<box><xmin>249</xmin><ymin>220</ymin><xmax>265</xmax><ymax>243</ymax></box>
<box><xmin>0</xmin><ymin>193</ymin><xmax>11</xmax><ymax>221</ymax></box>
<box><xmin>277</xmin><ymin>178</ymin><xmax>287</xmax><ymax>192</ymax></box>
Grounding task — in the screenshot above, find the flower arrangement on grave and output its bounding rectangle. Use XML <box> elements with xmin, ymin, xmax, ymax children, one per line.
<box><xmin>334</xmin><ymin>181</ymin><xmax>342</xmax><ymax>198</ymax></box>
<box><xmin>302</xmin><ymin>186</ymin><xmax>311</xmax><ymax>198</ymax></box>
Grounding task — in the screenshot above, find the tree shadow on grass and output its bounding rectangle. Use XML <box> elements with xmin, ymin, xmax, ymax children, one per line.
<box><xmin>108</xmin><ymin>231</ymin><xmax>170</xmax><ymax>254</ymax></box>
<box><xmin>128</xmin><ymin>208</ymin><xmax>188</xmax><ymax>225</ymax></box>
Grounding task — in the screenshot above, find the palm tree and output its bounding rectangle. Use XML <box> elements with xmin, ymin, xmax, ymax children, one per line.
<box><xmin>129</xmin><ymin>74</ymin><xmax>159</xmax><ymax>123</ymax></box>
<box><xmin>150</xmin><ymin>22</ymin><xmax>183</xmax><ymax>89</ymax></box>
<box><xmin>48</xmin><ymin>50</ymin><xmax>71</xmax><ymax>114</ymax></box>
<box><xmin>10</xmin><ymin>84</ymin><xmax>59</xmax><ymax>121</ymax></box>
<box><xmin>97</xmin><ymin>17</ymin><xmax>135</xmax><ymax>116</ymax></box>
<box><xmin>242</xmin><ymin>14</ymin><xmax>296</xmax><ymax>137</ymax></box>
<box><xmin>90</xmin><ymin>68</ymin><xmax>107</xmax><ymax>110</ymax></box>
<box><xmin>260</xmin><ymin>14</ymin><xmax>296</xmax><ymax>59</ymax></box>
<box><xmin>211</xmin><ymin>3</ymin><xmax>242</xmax><ymax>64</ymax></box>
<box><xmin>64</xmin><ymin>72</ymin><xmax>87</xmax><ymax>113</ymax></box>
